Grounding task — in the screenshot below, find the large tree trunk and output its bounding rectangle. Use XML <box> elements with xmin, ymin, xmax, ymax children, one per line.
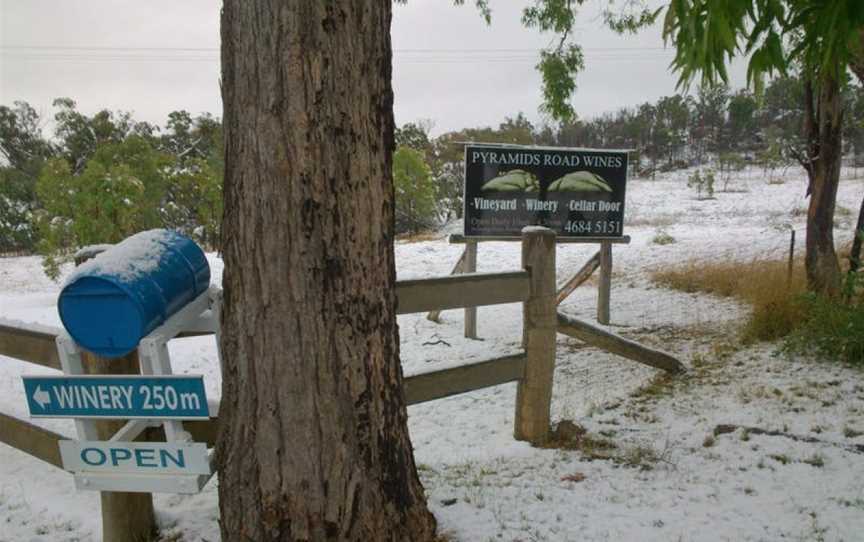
<box><xmin>802</xmin><ymin>76</ymin><xmax>844</xmax><ymax>297</ymax></box>
<box><xmin>83</xmin><ymin>351</ymin><xmax>157</xmax><ymax>542</ymax></box>
<box><xmin>850</xmin><ymin>196</ymin><xmax>864</xmax><ymax>274</ymax></box>
<box><xmin>851</xmin><ymin>30</ymin><xmax>864</xmax><ymax>84</ymax></box>
<box><xmin>845</xmin><ymin>33</ymin><xmax>864</xmax><ymax>278</ymax></box>
<box><xmin>218</xmin><ymin>3</ymin><xmax>436</xmax><ymax>541</ymax></box>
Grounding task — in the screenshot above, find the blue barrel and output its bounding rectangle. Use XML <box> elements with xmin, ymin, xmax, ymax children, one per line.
<box><xmin>58</xmin><ymin>229</ymin><xmax>211</xmax><ymax>358</ymax></box>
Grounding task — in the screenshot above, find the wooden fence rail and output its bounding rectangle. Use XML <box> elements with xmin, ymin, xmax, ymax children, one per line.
<box><xmin>556</xmin><ymin>312</ymin><xmax>685</xmax><ymax>374</ymax></box>
<box><xmin>0</xmin><ymin>270</ymin><xmax>530</xmax><ymax>371</ymax></box>
<box><xmin>0</xmin><ymin>412</ymin><xmax>64</xmax><ymax>467</ymax></box>
<box><xmin>0</xmin><ymin>352</ymin><xmax>528</xmax><ymax>455</ymax></box>
<box><xmin>0</xmin><ymin>272</ymin><xmax>539</xmax><ymax>454</ymax></box>
<box><xmin>556</xmin><ymin>250</ymin><xmax>600</xmax><ymax>305</ymax></box>
<box><xmin>1</xmin><ymin>313</ymin><xmax>686</xmax><ymax>467</ymax></box>
<box><xmin>404</xmin><ymin>353</ymin><xmax>526</xmax><ymax>405</ymax></box>
<box><xmin>0</xmin><ymin>322</ymin><xmax>62</xmax><ymax>370</ymax></box>
<box><xmin>0</xmin><ymin>228</ymin><xmax>558</xmax><ymax>542</ymax></box>
<box><xmin>396</xmin><ymin>271</ymin><xmax>529</xmax><ymax>314</ymax></box>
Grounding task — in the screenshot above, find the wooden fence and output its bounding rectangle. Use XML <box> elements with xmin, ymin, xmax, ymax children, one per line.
<box><xmin>432</xmin><ymin>234</ymin><xmax>631</xmax><ymax>335</ymax></box>
<box><xmin>0</xmin><ymin>225</ymin><xmax>686</xmax><ymax>541</ymax></box>
<box><xmin>0</xmin><ymin>228</ymin><xmax>558</xmax><ymax>541</ymax></box>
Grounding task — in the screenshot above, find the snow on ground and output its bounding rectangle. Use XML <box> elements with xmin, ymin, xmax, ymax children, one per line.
<box><xmin>2</xmin><ymin>168</ymin><xmax>864</xmax><ymax>541</ymax></box>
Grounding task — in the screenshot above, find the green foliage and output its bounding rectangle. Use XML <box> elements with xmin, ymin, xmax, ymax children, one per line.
<box><xmin>717</xmin><ymin>152</ymin><xmax>747</xmax><ymax>191</ymax></box>
<box><xmin>726</xmin><ymin>89</ymin><xmax>759</xmax><ymax>149</ymax></box>
<box><xmin>34</xmin><ymin>136</ymin><xmax>169</xmax><ymax>278</ymax></box>
<box><xmin>158</xmin><ymin>110</ymin><xmax>224</xmax><ymax>248</ymax></box>
<box><xmin>651</xmin><ymin>228</ymin><xmax>675</xmax><ymax>245</ymax></box>
<box><xmin>16</xmin><ymin>100</ymin><xmax>225</xmax><ymax>278</ymax></box>
<box><xmin>395</xmin><ymin>121</ymin><xmax>432</xmax><ymax>152</ymax></box>
<box><xmin>0</xmin><ymin>99</ymin><xmax>224</xmax><ymax>268</ymax></box>
<box><xmin>0</xmin><ymin>101</ymin><xmax>56</xmax><ymax>253</ymax></box>
<box><xmin>784</xmin><ymin>291</ymin><xmax>864</xmax><ymax>365</ymax></box>
<box><xmin>159</xmin><ymin>158</ymin><xmax>223</xmax><ymax>248</ymax></box>
<box><xmin>536</xmin><ymin>46</ymin><xmax>585</xmax><ymax>123</ymax></box>
<box><xmin>521</xmin><ymin>1</ymin><xmax>584</xmax><ymax>122</ymax></box>
<box><xmin>603</xmin><ymin>4</ymin><xmax>663</xmax><ymax>34</ymax></box>
<box><xmin>393</xmin><ymin>146</ymin><xmax>437</xmax><ymax>234</ymax></box>
<box><xmin>654</xmin><ymin>95</ymin><xmax>691</xmax><ymax>166</ymax></box>
<box><xmin>693</xmin><ymin>84</ymin><xmax>729</xmax><ymax>157</ymax></box>
<box><xmin>52</xmin><ymin>98</ymin><xmax>157</xmax><ymax>174</ymax></box>
<box><xmin>687</xmin><ymin>169</ymin><xmax>715</xmax><ymax>199</ymax></box>
<box><xmin>662</xmin><ymin>0</ymin><xmax>864</xmax><ymax>90</ymax></box>
<box><xmin>756</xmin><ymin>128</ymin><xmax>788</xmax><ymax>183</ymax></box>
<box><xmin>0</xmin><ymin>168</ymin><xmax>39</xmax><ymax>253</ymax></box>
<box><xmin>760</xmin><ymin>75</ymin><xmax>807</xmax><ymax>148</ymax></box>
<box><xmin>0</xmin><ymin>102</ymin><xmax>56</xmax><ymax>172</ymax></box>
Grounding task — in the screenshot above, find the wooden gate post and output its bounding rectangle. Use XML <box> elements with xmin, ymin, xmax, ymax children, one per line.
<box><xmin>80</xmin><ymin>351</ymin><xmax>158</xmax><ymax>542</ymax></box>
<box><xmin>73</xmin><ymin>253</ymin><xmax>156</xmax><ymax>542</ymax></box>
<box><xmin>597</xmin><ymin>240</ymin><xmax>612</xmax><ymax>324</ymax></box>
<box><xmin>464</xmin><ymin>239</ymin><xmax>478</xmax><ymax>338</ymax></box>
<box><xmin>515</xmin><ymin>227</ymin><xmax>557</xmax><ymax>444</ymax></box>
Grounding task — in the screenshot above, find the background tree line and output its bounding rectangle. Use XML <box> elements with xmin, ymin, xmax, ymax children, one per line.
<box><xmin>0</xmin><ymin>99</ymin><xmax>222</xmax><ymax>277</ymax></box>
<box><xmin>2</xmin><ymin>75</ymin><xmax>863</xmax><ymax>262</ymax></box>
<box><xmin>396</xmin><ymin>75</ymin><xmax>864</xmax><ymax>235</ymax></box>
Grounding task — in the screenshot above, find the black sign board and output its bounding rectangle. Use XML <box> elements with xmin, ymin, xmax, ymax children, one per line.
<box><xmin>463</xmin><ymin>144</ymin><xmax>628</xmax><ymax>238</ymax></box>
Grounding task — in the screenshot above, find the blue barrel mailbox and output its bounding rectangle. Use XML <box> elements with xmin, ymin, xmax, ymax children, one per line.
<box><xmin>58</xmin><ymin>229</ymin><xmax>211</xmax><ymax>358</ymax></box>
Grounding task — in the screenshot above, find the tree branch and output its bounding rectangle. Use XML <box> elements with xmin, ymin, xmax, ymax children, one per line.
<box><xmin>802</xmin><ymin>77</ymin><xmax>819</xmax><ymax>195</ymax></box>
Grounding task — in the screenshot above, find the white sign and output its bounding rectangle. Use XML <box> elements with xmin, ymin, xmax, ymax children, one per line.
<box><xmin>59</xmin><ymin>440</ymin><xmax>211</xmax><ymax>476</ymax></box>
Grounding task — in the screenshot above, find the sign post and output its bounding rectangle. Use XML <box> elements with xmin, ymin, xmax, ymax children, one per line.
<box><xmin>21</xmin><ymin>287</ymin><xmax>221</xmax><ymax>495</ymax></box>
<box><xmin>437</xmin><ymin>143</ymin><xmax>630</xmax><ymax>334</ymax></box>
<box><xmin>16</xmin><ymin>232</ymin><xmax>219</xmax><ymax>540</ymax></box>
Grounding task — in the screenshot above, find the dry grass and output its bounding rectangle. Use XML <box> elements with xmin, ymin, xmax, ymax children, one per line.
<box><xmin>543</xmin><ymin>420</ymin><xmax>671</xmax><ymax>470</ymax></box>
<box><xmin>651</xmin><ymin>256</ymin><xmax>808</xmax><ymax>341</ymax></box>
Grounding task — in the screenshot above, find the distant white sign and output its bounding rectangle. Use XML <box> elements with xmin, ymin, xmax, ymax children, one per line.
<box><xmin>59</xmin><ymin>440</ymin><xmax>211</xmax><ymax>476</ymax></box>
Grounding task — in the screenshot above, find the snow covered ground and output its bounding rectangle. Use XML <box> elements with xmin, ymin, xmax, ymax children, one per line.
<box><xmin>2</xmin><ymin>168</ymin><xmax>864</xmax><ymax>541</ymax></box>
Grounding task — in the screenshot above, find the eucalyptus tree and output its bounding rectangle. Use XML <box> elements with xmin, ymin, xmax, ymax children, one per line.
<box><xmin>0</xmin><ymin>101</ymin><xmax>55</xmax><ymax>252</ymax></box>
<box><xmin>213</xmin><ymin>1</ymin><xmax>859</xmax><ymax>539</ymax></box>
<box><xmin>218</xmin><ymin>2</ymin><xmax>436</xmax><ymax>539</ymax></box>
<box><xmin>727</xmin><ymin>89</ymin><xmax>759</xmax><ymax>151</ymax></box>
<box><xmin>660</xmin><ymin>1</ymin><xmax>864</xmax><ymax>295</ymax></box>
<box><xmin>515</xmin><ymin>1</ymin><xmax>862</xmax><ymax>295</ymax></box>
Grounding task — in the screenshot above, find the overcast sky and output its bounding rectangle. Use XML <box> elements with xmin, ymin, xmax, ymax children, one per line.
<box><xmin>0</xmin><ymin>0</ymin><xmax>748</xmax><ymax>136</ymax></box>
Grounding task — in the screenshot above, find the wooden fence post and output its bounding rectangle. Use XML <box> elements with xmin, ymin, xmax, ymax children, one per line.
<box><xmin>72</xmin><ymin>252</ymin><xmax>156</xmax><ymax>542</ymax></box>
<box><xmin>514</xmin><ymin>227</ymin><xmax>557</xmax><ymax>444</ymax></box>
<box><xmin>80</xmin><ymin>350</ymin><xmax>157</xmax><ymax>542</ymax></box>
<box><xmin>464</xmin><ymin>239</ymin><xmax>478</xmax><ymax>338</ymax></box>
<box><xmin>597</xmin><ymin>241</ymin><xmax>612</xmax><ymax>324</ymax></box>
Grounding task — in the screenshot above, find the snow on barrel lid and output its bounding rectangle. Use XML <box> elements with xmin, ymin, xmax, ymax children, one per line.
<box><xmin>58</xmin><ymin>229</ymin><xmax>210</xmax><ymax>358</ymax></box>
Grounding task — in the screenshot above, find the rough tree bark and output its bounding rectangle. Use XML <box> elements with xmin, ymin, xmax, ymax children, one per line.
<box><xmin>852</xmin><ymin>30</ymin><xmax>864</xmax><ymax>84</ymax></box>
<box><xmin>797</xmin><ymin>76</ymin><xmax>844</xmax><ymax>297</ymax></box>
<box><xmin>218</xmin><ymin>2</ymin><xmax>436</xmax><ymax>541</ymax></box>
<box><xmin>850</xmin><ymin>200</ymin><xmax>864</xmax><ymax>274</ymax></box>
<box><xmin>847</xmin><ymin>33</ymin><xmax>864</xmax><ymax>276</ymax></box>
